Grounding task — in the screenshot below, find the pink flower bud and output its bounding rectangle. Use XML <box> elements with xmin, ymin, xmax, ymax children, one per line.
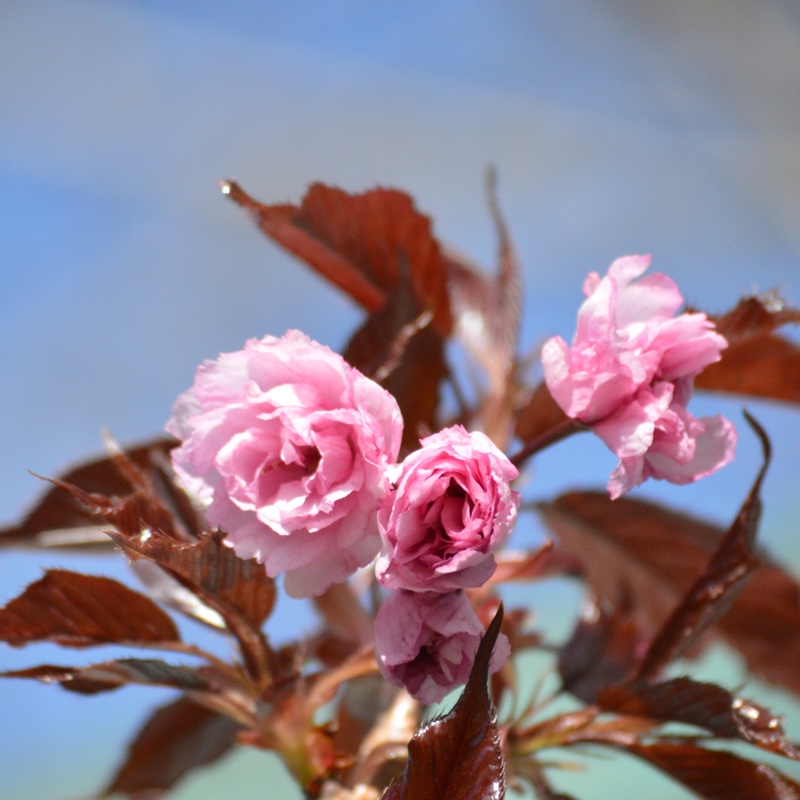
<box><xmin>374</xmin><ymin>589</ymin><xmax>510</xmax><ymax>705</ymax></box>
<box><xmin>166</xmin><ymin>330</ymin><xmax>403</xmax><ymax>598</ymax></box>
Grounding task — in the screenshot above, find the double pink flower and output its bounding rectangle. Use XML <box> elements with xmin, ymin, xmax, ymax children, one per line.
<box><xmin>166</xmin><ymin>330</ymin><xmax>402</xmax><ymax>598</ymax></box>
<box><xmin>542</xmin><ymin>255</ymin><xmax>737</xmax><ymax>497</ymax></box>
<box><xmin>376</xmin><ymin>426</ymin><xmax>519</xmax><ymax>593</ymax></box>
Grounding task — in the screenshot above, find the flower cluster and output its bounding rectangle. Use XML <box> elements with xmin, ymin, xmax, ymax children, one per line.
<box><xmin>168</xmin><ymin>258</ymin><xmax>736</xmax><ymax>704</ymax></box>
<box><xmin>542</xmin><ymin>255</ymin><xmax>737</xmax><ymax>498</ymax></box>
<box><xmin>167</xmin><ymin>331</ymin><xmax>513</xmax><ymax>703</ymax></box>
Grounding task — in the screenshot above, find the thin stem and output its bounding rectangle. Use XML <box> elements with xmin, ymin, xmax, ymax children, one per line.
<box><xmin>508</xmin><ymin>418</ymin><xmax>585</xmax><ymax>468</ymax></box>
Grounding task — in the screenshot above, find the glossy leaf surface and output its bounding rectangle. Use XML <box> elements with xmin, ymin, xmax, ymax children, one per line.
<box><xmin>344</xmin><ymin>269</ymin><xmax>446</xmax><ymax>453</ymax></box>
<box><xmin>2</xmin><ymin>658</ymin><xmax>209</xmax><ymax>695</ymax></box>
<box><xmin>382</xmin><ymin>606</ymin><xmax>506</xmax><ymax>800</ymax></box>
<box><xmin>635</xmin><ymin>412</ymin><xmax>769</xmax><ymax>679</ymax></box>
<box><xmin>621</xmin><ymin>741</ymin><xmax>800</xmax><ymax>800</ymax></box>
<box><xmin>539</xmin><ymin>486</ymin><xmax>800</xmax><ymax>694</ymax></box>
<box><xmin>0</xmin><ymin>570</ymin><xmax>180</xmax><ymax>647</ymax></box>
<box><xmin>599</xmin><ymin>677</ymin><xmax>800</xmax><ymax>759</ymax></box>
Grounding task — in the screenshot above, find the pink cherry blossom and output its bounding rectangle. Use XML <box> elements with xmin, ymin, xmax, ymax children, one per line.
<box><xmin>542</xmin><ymin>256</ymin><xmax>735</xmax><ymax>496</ymax></box>
<box><xmin>374</xmin><ymin>589</ymin><xmax>510</xmax><ymax>705</ymax></box>
<box><xmin>542</xmin><ymin>255</ymin><xmax>727</xmax><ymax>423</ymax></box>
<box><xmin>594</xmin><ymin>380</ymin><xmax>738</xmax><ymax>499</ymax></box>
<box><xmin>166</xmin><ymin>330</ymin><xmax>403</xmax><ymax>598</ymax></box>
<box><xmin>375</xmin><ymin>426</ymin><xmax>520</xmax><ymax>593</ymax></box>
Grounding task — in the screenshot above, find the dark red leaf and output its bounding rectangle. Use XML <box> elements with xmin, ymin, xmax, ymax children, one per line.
<box><xmin>101</xmin><ymin>695</ymin><xmax>241</xmax><ymax>798</ymax></box>
<box><xmin>2</xmin><ymin>658</ymin><xmax>209</xmax><ymax>695</ymax></box>
<box><xmin>344</xmin><ymin>267</ymin><xmax>446</xmax><ymax>453</ymax></box>
<box><xmin>445</xmin><ymin>170</ymin><xmax>522</xmax><ymax>445</ymax></box>
<box><xmin>619</xmin><ymin>741</ymin><xmax>800</xmax><ymax>800</ymax></box>
<box><xmin>538</xmin><ymin>464</ymin><xmax>800</xmax><ymax>695</ymax></box>
<box><xmin>382</xmin><ymin>606</ymin><xmax>506</xmax><ymax>800</ymax></box>
<box><xmin>538</xmin><ymin>493</ymin><xmax>724</xmax><ymax>642</ymax></box>
<box><xmin>599</xmin><ymin>677</ymin><xmax>800</xmax><ymax>759</ymax></box>
<box><xmin>222</xmin><ymin>181</ymin><xmax>452</xmax><ymax>334</ymax></box>
<box><xmin>446</xmin><ymin>171</ymin><xmax>521</xmax><ymax>389</ymax></box>
<box><xmin>116</xmin><ymin>529</ymin><xmax>276</xmax><ymax>632</ymax></box>
<box><xmin>635</xmin><ymin>412</ymin><xmax>769</xmax><ymax>679</ymax></box>
<box><xmin>718</xmin><ymin>562</ymin><xmax>800</xmax><ymax>694</ymax></box>
<box><xmin>514</xmin><ymin>382</ymin><xmax>568</xmax><ymax>444</ymax></box>
<box><xmin>0</xmin><ymin>438</ymin><xmax>196</xmax><ymax>550</ymax></box>
<box><xmin>557</xmin><ymin>598</ymin><xmax>645</xmax><ymax>703</ymax></box>
<box><xmin>696</xmin><ymin>292</ymin><xmax>800</xmax><ymax>404</ymax></box>
<box><xmin>41</xmin><ymin>458</ymin><xmax>277</xmax><ymax>684</ymax></box>
<box><xmin>0</xmin><ymin>570</ymin><xmax>180</xmax><ymax>647</ymax></box>
<box><xmin>709</xmin><ymin>292</ymin><xmax>800</xmax><ymax>339</ymax></box>
<box><xmin>110</xmin><ymin>528</ymin><xmax>276</xmax><ymax>687</ymax></box>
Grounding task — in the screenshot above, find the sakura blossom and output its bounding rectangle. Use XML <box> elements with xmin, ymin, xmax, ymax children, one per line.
<box><xmin>375</xmin><ymin>425</ymin><xmax>520</xmax><ymax>593</ymax></box>
<box><xmin>166</xmin><ymin>330</ymin><xmax>403</xmax><ymax>597</ymax></box>
<box><xmin>542</xmin><ymin>256</ymin><xmax>736</xmax><ymax>496</ymax></box>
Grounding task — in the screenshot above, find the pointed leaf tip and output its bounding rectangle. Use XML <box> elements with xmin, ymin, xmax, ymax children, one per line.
<box><xmin>382</xmin><ymin>605</ymin><xmax>506</xmax><ymax>800</ymax></box>
<box><xmin>101</xmin><ymin>695</ymin><xmax>240</xmax><ymax>798</ymax></box>
<box><xmin>635</xmin><ymin>414</ymin><xmax>770</xmax><ymax>680</ymax></box>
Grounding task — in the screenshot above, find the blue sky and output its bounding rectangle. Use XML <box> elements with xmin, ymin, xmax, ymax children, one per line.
<box><xmin>2</xmin><ymin>2</ymin><xmax>800</xmax><ymax>797</ymax></box>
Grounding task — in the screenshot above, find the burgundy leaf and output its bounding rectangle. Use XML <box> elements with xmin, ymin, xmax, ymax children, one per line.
<box><xmin>557</xmin><ymin>598</ymin><xmax>646</xmax><ymax>703</ymax></box>
<box><xmin>344</xmin><ymin>266</ymin><xmax>447</xmax><ymax>454</ymax></box>
<box><xmin>101</xmin><ymin>695</ymin><xmax>241</xmax><ymax>798</ymax></box>
<box><xmin>2</xmin><ymin>658</ymin><xmax>209</xmax><ymax>695</ymax></box>
<box><xmin>709</xmin><ymin>292</ymin><xmax>800</xmax><ymax>340</ymax></box>
<box><xmin>696</xmin><ymin>292</ymin><xmax>800</xmax><ymax>404</ymax></box>
<box><xmin>635</xmin><ymin>412</ymin><xmax>769</xmax><ymax>679</ymax></box>
<box><xmin>538</xmin><ymin>493</ymin><xmax>724</xmax><ymax>642</ymax></box>
<box><xmin>538</xmin><ymin>481</ymin><xmax>800</xmax><ymax>694</ymax></box>
<box><xmin>445</xmin><ymin>170</ymin><xmax>522</xmax><ymax>445</ymax></box>
<box><xmin>45</xmin><ymin>460</ymin><xmax>277</xmax><ymax>684</ymax></box>
<box><xmin>109</xmin><ymin>528</ymin><xmax>276</xmax><ymax>687</ymax></box>
<box><xmin>620</xmin><ymin>741</ymin><xmax>800</xmax><ymax>800</ymax></box>
<box><xmin>0</xmin><ymin>438</ymin><xmax>196</xmax><ymax>549</ymax></box>
<box><xmin>222</xmin><ymin>180</ymin><xmax>453</xmax><ymax>334</ymax></box>
<box><xmin>0</xmin><ymin>570</ymin><xmax>180</xmax><ymax>647</ymax></box>
<box><xmin>116</xmin><ymin>529</ymin><xmax>276</xmax><ymax>631</ymax></box>
<box><xmin>382</xmin><ymin>606</ymin><xmax>506</xmax><ymax>800</ymax></box>
<box><xmin>488</xmin><ymin>542</ymin><xmax>583</xmax><ymax>585</ymax></box>
<box><xmin>599</xmin><ymin>677</ymin><xmax>800</xmax><ymax>759</ymax></box>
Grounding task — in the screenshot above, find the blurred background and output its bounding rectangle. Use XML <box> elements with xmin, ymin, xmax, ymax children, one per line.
<box><xmin>1</xmin><ymin>1</ymin><xmax>799</xmax><ymax>797</ymax></box>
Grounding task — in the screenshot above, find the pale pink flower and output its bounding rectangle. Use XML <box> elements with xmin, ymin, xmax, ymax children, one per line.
<box><xmin>542</xmin><ymin>256</ymin><xmax>735</xmax><ymax>496</ymax></box>
<box><xmin>594</xmin><ymin>380</ymin><xmax>738</xmax><ymax>499</ymax></box>
<box><xmin>542</xmin><ymin>255</ymin><xmax>727</xmax><ymax>423</ymax></box>
<box><xmin>374</xmin><ymin>589</ymin><xmax>510</xmax><ymax>705</ymax></box>
<box><xmin>375</xmin><ymin>426</ymin><xmax>520</xmax><ymax>593</ymax></box>
<box><xmin>166</xmin><ymin>330</ymin><xmax>403</xmax><ymax>598</ymax></box>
